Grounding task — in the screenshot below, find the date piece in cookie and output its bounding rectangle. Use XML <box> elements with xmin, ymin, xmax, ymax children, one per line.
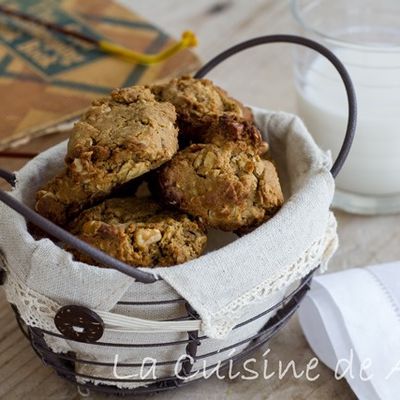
<box><xmin>150</xmin><ymin>76</ymin><xmax>253</xmax><ymax>144</ymax></box>
<box><xmin>158</xmin><ymin>142</ymin><xmax>283</xmax><ymax>232</ymax></box>
<box><xmin>35</xmin><ymin>86</ymin><xmax>178</xmax><ymax>226</ymax></box>
<box><xmin>68</xmin><ymin>197</ymin><xmax>207</xmax><ymax>268</ymax></box>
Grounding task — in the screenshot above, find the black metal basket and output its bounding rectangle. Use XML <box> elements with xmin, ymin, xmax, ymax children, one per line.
<box><xmin>0</xmin><ymin>35</ymin><xmax>356</xmax><ymax>396</ymax></box>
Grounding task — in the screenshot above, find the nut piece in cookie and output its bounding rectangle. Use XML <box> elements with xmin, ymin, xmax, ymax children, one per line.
<box><xmin>150</xmin><ymin>76</ymin><xmax>253</xmax><ymax>144</ymax></box>
<box><xmin>68</xmin><ymin>197</ymin><xmax>207</xmax><ymax>268</ymax></box>
<box><xmin>35</xmin><ymin>86</ymin><xmax>178</xmax><ymax>226</ymax></box>
<box><xmin>158</xmin><ymin>143</ymin><xmax>283</xmax><ymax>232</ymax></box>
<box><xmin>197</xmin><ymin>114</ymin><xmax>268</xmax><ymax>155</ymax></box>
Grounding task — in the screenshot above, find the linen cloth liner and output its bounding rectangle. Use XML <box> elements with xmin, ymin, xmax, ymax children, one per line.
<box><xmin>0</xmin><ymin>107</ymin><xmax>337</xmax><ymax>338</ymax></box>
<box><xmin>0</xmin><ymin>108</ymin><xmax>338</xmax><ymax>387</ymax></box>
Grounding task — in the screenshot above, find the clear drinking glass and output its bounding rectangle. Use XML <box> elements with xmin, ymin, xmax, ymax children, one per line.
<box><xmin>291</xmin><ymin>0</ymin><xmax>400</xmax><ymax>214</ymax></box>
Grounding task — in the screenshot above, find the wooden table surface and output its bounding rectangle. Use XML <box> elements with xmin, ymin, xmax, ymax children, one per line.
<box><xmin>1</xmin><ymin>1</ymin><xmax>399</xmax><ymax>399</ymax></box>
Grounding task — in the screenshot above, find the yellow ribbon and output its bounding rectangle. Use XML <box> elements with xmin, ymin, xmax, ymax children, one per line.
<box><xmin>98</xmin><ymin>31</ymin><xmax>198</xmax><ymax>65</ymax></box>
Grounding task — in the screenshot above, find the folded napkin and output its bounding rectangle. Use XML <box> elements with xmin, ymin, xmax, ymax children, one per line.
<box><xmin>299</xmin><ymin>262</ymin><xmax>400</xmax><ymax>400</ymax></box>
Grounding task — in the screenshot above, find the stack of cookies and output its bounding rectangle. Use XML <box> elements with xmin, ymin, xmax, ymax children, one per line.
<box><xmin>35</xmin><ymin>77</ymin><xmax>284</xmax><ymax>268</ymax></box>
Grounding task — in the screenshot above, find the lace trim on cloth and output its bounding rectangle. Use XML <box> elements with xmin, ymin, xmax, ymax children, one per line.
<box><xmin>4</xmin><ymin>272</ymin><xmax>60</xmax><ymax>333</ymax></box>
<box><xmin>202</xmin><ymin>213</ymin><xmax>338</xmax><ymax>338</ymax></box>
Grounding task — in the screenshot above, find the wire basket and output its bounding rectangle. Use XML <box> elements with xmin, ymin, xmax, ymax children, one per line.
<box><xmin>0</xmin><ymin>35</ymin><xmax>356</xmax><ymax>396</ymax></box>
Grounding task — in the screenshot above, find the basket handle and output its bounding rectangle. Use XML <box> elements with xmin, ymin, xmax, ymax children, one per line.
<box><xmin>194</xmin><ymin>34</ymin><xmax>357</xmax><ymax>178</ymax></box>
<box><xmin>0</xmin><ymin>35</ymin><xmax>356</xmax><ymax>284</ymax></box>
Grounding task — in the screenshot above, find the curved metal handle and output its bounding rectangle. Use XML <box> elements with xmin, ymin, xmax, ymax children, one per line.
<box><xmin>194</xmin><ymin>34</ymin><xmax>357</xmax><ymax>178</ymax></box>
<box><xmin>0</xmin><ymin>35</ymin><xmax>357</xmax><ymax>284</ymax></box>
<box><xmin>0</xmin><ymin>169</ymin><xmax>16</xmax><ymax>186</ymax></box>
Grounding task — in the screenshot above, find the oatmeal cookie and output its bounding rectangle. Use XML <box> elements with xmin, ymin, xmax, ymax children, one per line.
<box><xmin>150</xmin><ymin>76</ymin><xmax>253</xmax><ymax>144</ymax></box>
<box><xmin>35</xmin><ymin>86</ymin><xmax>178</xmax><ymax>225</ymax></box>
<box><xmin>68</xmin><ymin>197</ymin><xmax>207</xmax><ymax>268</ymax></box>
<box><xmin>158</xmin><ymin>142</ymin><xmax>283</xmax><ymax>231</ymax></box>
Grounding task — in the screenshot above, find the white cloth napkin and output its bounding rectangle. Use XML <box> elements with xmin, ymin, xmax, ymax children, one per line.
<box><xmin>299</xmin><ymin>262</ymin><xmax>400</xmax><ymax>400</ymax></box>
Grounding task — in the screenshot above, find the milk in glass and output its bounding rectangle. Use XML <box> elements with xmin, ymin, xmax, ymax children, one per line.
<box><xmin>296</xmin><ymin>48</ymin><xmax>400</xmax><ymax>196</ymax></box>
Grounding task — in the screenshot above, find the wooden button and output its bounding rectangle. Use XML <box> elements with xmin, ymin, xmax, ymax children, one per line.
<box><xmin>54</xmin><ymin>305</ymin><xmax>104</xmax><ymax>343</ymax></box>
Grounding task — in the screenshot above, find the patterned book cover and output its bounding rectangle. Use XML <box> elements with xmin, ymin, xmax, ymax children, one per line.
<box><xmin>0</xmin><ymin>0</ymin><xmax>200</xmax><ymax>149</ymax></box>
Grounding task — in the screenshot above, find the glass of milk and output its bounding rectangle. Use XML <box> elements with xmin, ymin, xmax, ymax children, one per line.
<box><xmin>291</xmin><ymin>0</ymin><xmax>400</xmax><ymax>214</ymax></box>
